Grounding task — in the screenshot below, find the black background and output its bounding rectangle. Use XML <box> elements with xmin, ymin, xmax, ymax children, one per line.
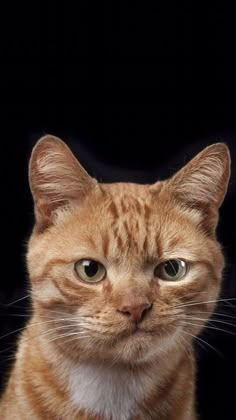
<box><xmin>0</xmin><ymin>3</ymin><xmax>236</xmax><ymax>419</ymax></box>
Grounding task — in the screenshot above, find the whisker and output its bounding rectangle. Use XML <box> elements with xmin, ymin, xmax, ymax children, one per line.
<box><xmin>174</xmin><ymin>298</ymin><xmax>236</xmax><ymax>309</ymax></box>
<box><xmin>222</xmin><ymin>300</ymin><xmax>236</xmax><ymax>310</ymax></box>
<box><xmin>0</xmin><ymin>324</ymin><xmax>86</xmax><ymax>354</ymax></box>
<box><xmin>1</xmin><ymin>313</ymin><xmax>35</xmax><ymax>318</ymax></box>
<box><xmin>181</xmin><ymin>330</ymin><xmax>221</xmax><ymax>356</ymax></box>
<box><xmin>184</xmin><ymin>315</ymin><xmax>236</xmax><ymax>329</ymax></box>
<box><xmin>45</xmin><ymin>332</ymin><xmax>90</xmax><ymax>345</ymax></box>
<box><xmin>0</xmin><ymin>317</ymin><xmax>81</xmax><ymax>341</ymax></box>
<box><xmin>180</xmin><ymin>320</ymin><xmax>236</xmax><ymax>337</ymax></box>
<box><xmin>1</xmin><ymin>294</ymin><xmax>31</xmax><ymax>307</ymax></box>
<box><xmin>175</xmin><ymin>335</ymin><xmax>194</xmax><ymax>369</ymax></box>
<box><xmin>187</xmin><ymin>310</ymin><xmax>236</xmax><ymax>320</ymax></box>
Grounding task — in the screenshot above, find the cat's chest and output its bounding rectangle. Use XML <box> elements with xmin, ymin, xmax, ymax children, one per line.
<box><xmin>68</xmin><ymin>363</ymin><xmax>150</xmax><ymax>420</ymax></box>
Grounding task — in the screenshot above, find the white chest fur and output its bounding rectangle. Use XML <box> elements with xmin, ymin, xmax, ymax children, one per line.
<box><xmin>68</xmin><ymin>362</ymin><xmax>152</xmax><ymax>420</ymax></box>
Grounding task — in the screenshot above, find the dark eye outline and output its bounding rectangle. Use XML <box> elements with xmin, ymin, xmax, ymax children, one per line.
<box><xmin>74</xmin><ymin>259</ymin><xmax>107</xmax><ymax>284</ymax></box>
<box><xmin>154</xmin><ymin>259</ymin><xmax>188</xmax><ymax>281</ymax></box>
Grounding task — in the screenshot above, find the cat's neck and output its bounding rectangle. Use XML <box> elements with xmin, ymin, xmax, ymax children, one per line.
<box><xmin>62</xmin><ymin>359</ymin><xmax>159</xmax><ymax>419</ymax></box>
<box><xmin>14</xmin><ymin>319</ymin><xmax>195</xmax><ymax>419</ymax></box>
<box><xmin>43</xmin><ymin>337</ymin><xmax>193</xmax><ymax>420</ymax></box>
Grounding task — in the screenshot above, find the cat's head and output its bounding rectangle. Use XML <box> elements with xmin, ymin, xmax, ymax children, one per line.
<box><xmin>27</xmin><ymin>135</ymin><xmax>230</xmax><ymax>364</ymax></box>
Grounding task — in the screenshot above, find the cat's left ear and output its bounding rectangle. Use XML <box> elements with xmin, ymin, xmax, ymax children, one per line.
<box><xmin>159</xmin><ymin>143</ymin><xmax>231</xmax><ymax>231</ymax></box>
<box><xmin>29</xmin><ymin>135</ymin><xmax>97</xmax><ymax>230</ymax></box>
<box><xmin>166</xmin><ymin>143</ymin><xmax>230</xmax><ymax>207</ymax></box>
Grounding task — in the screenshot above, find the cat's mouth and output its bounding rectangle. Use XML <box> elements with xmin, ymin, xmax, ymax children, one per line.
<box><xmin>121</xmin><ymin>326</ymin><xmax>159</xmax><ymax>340</ymax></box>
<box><xmin>132</xmin><ymin>327</ymin><xmax>157</xmax><ymax>336</ymax></box>
<box><xmin>118</xmin><ymin>322</ymin><xmax>176</xmax><ymax>342</ymax></box>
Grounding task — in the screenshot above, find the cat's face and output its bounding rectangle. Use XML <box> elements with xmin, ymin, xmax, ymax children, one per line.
<box><xmin>27</xmin><ymin>136</ymin><xmax>230</xmax><ymax>364</ymax></box>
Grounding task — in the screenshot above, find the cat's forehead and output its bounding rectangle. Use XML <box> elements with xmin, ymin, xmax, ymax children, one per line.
<box><xmin>101</xmin><ymin>182</ymin><xmax>152</xmax><ymax>198</ymax></box>
<box><xmin>78</xmin><ymin>182</ymin><xmax>199</xmax><ymax>262</ymax></box>
<box><xmin>53</xmin><ymin>182</ymin><xmax>162</xmax><ymax>263</ymax></box>
<box><xmin>32</xmin><ymin>181</ymin><xmax>210</xmax><ymax>269</ymax></box>
<box><xmin>101</xmin><ymin>183</ymin><xmax>153</xmax><ymax>216</ymax></box>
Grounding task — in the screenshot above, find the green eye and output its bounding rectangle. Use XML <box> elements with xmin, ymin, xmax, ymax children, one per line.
<box><xmin>154</xmin><ymin>259</ymin><xmax>187</xmax><ymax>281</ymax></box>
<box><xmin>75</xmin><ymin>259</ymin><xmax>106</xmax><ymax>283</ymax></box>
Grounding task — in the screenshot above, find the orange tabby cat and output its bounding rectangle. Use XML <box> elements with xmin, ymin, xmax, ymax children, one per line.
<box><xmin>0</xmin><ymin>135</ymin><xmax>230</xmax><ymax>419</ymax></box>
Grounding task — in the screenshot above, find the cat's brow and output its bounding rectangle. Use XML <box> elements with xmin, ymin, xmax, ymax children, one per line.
<box><xmin>44</xmin><ymin>258</ymin><xmax>74</xmax><ymax>270</ymax></box>
<box><xmin>100</xmin><ymin>196</ymin><xmax>158</xmax><ymax>260</ymax></box>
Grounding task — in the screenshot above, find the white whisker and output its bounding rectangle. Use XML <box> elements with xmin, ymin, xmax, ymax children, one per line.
<box><xmin>181</xmin><ymin>330</ymin><xmax>221</xmax><ymax>355</ymax></box>
<box><xmin>1</xmin><ymin>294</ymin><xmax>31</xmax><ymax>307</ymax></box>
<box><xmin>180</xmin><ymin>320</ymin><xmax>236</xmax><ymax>337</ymax></box>
<box><xmin>187</xmin><ymin>310</ymin><xmax>236</xmax><ymax>320</ymax></box>
<box><xmin>184</xmin><ymin>315</ymin><xmax>236</xmax><ymax>329</ymax></box>
<box><xmin>45</xmin><ymin>332</ymin><xmax>90</xmax><ymax>345</ymax></box>
<box><xmin>175</xmin><ymin>298</ymin><xmax>236</xmax><ymax>309</ymax></box>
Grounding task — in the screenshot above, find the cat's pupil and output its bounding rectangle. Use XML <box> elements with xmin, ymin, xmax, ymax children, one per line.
<box><xmin>84</xmin><ymin>261</ymin><xmax>98</xmax><ymax>277</ymax></box>
<box><xmin>164</xmin><ymin>260</ymin><xmax>179</xmax><ymax>276</ymax></box>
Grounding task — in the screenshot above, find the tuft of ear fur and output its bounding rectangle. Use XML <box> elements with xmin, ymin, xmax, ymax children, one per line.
<box><xmin>29</xmin><ymin>135</ymin><xmax>96</xmax><ymax>230</ymax></box>
<box><xmin>167</xmin><ymin>143</ymin><xmax>230</xmax><ymax>208</ymax></box>
<box><xmin>163</xmin><ymin>143</ymin><xmax>231</xmax><ymax>233</ymax></box>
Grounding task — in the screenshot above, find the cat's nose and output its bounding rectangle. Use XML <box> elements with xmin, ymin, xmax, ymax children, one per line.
<box><xmin>117</xmin><ymin>302</ymin><xmax>152</xmax><ymax>323</ymax></box>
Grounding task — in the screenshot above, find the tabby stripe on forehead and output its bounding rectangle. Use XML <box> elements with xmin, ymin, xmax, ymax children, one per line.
<box><xmin>108</xmin><ymin>201</ymin><xmax>119</xmax><ymax>219</ymax></box>
<box><xmin>133</xmin><ymin>238</ymin><xmax>140</xmax><ymax>253</ymax></box>
<box><xmin>113</xmin><ymin>226</ymin><xmax>123</xmax><ymax>249</ymax></box>
<box><xmin>155</xmin><ymin>230</ymin><xmax>163</xmax><ymax>256</ymax></box>
<box><xmin>102</xmin><ymin>232</ymin><xmax>110</xmax><ymax>258</ymax></box>
<box><xmin>134</xmin><ymin>198</ymin><xmax>142</xmax><ymax>215</ymax></box>
<box><xmin>143</xmin><ymin>203</ymin><xmax>151</xmax><ymax>254</ymax></box>
<box><xmin>123</xmin><ymin>220</ymin><xmax>140</xmax><ymax>253</ymax></box>
<box><xmin>143</xmin><ymin>236</ymin><xmax>148</xmax><ymax>253</ymax></box>
<box><xmin>144</xmin><ymin>203</ymin><xmax>151</xmax><ymax>220</ymax></box>
<box><xmin>123</xmin><ymin>220</ymin><xmax>132</xmax><ymax>243</ymax></box>
<box><xmin>168</xmin><ymin>236</ymin><xmax>181</xmax><ymax>249</ymax></box>
<box><xmin>116</xmin><ymin>233</ymin><xmax>123</xmax><ymax>249</ymax></box>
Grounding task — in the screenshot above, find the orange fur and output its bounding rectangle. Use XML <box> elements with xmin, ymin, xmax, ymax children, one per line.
<box><xmin>0</xmin><ymin>135</ymin><xmax>230</xmax><ymax>419</ymax></box>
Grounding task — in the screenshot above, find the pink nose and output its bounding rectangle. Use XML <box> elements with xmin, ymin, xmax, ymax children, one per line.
<box><xmin>117</xmin><ymin>303</ymin><xmax>152</xmax><ymax>323</ymax></box>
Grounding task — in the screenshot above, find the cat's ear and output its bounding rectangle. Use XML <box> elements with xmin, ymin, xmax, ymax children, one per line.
<box><xmin>166</xmin><ymin>143</ymin><xmax>230</xmax><ymax>208</ymax></box>
<box><xmin>29</xmin><ymin>135</ymin><xmax>96</xmax><ymax>230</ymax></box>
<box><xmin>162</xmin><ymin>143</ymin><xmax>231</xmax><ymax>231</ymax></box>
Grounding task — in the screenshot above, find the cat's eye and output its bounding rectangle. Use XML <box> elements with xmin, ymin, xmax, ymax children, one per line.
<box><xmin>154</xmin><ymin>259</ymin><xmax>187</xmax><ymax>281</ymax></box>
<box><xmin>75</xmin><ymin>259</ymin><xmax>106</xmax><ymax>283</ymax></box>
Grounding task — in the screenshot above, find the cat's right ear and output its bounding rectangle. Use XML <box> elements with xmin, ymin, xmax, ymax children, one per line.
<box><xmin>29</xmin><ymin>135</ymin><xmax>96</xmax><ymax>231</ymax></box>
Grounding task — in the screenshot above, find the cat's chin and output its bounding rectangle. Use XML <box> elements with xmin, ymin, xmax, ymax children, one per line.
<box><xmin>103</xmin><ymin>327</ymin><xmax>179</xmax><ymax>364</ymax></box>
